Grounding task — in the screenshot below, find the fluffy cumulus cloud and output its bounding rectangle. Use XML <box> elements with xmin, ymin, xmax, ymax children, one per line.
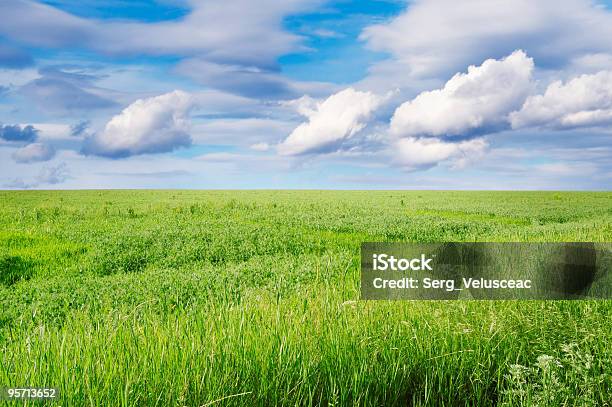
<box><xmin>12</xmin><ymin>142</ymin><xmax>55</xmax><ymax>163</ymax></box>
<box><xmin>277</xmin><ymin>52</ymin><xmax>535</xmax><ymax>170</ymax></box>
<box><xmin>510</xmin><ymin>71</ymin><xmax>612</xmax><ymax>130</ymax></box>
<box><xmin>278</xmin><ymin>88</ymin><xmax>383</xmax><ymax>155</ymax></box>
<box><xmin>394</xmin><ymin>137</ymin><xmax>488</xmax><ymax>171</ymax></box>
<box><xmin>0</xmin><ymin>124</ymin><xmax>39</xmax><ymax>142</ymax></box>
<box><xmin>390</xmin><ymin>51</ymin><xmax>534</xmax><ymax>138</ymax></box>
<box><xmin>361</xmin><ymin>0</ymin><xmax>612</xmax><ymax>82</ymax></box>
<box><xmin>83</xmin><ymin>90</ymin><xmax>194</xmax><ymax>158</ymax></box>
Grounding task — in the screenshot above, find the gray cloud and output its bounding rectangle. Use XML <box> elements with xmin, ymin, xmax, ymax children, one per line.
<box><xmin>0</xmin><ymin>1</ymin><xmax>330</xmax><ymax>101</ymax></box>
<box><xmin>176</xmin><ymin>59</ymin><xmax>295</xmax><ymax>99</ymax></box>
<box><xmin>70</xmin><ymin>120</ymin><xmax>90</xmax><ymax>137</ymax></box>
<box><xmin>0</xmin><ymin>0</ymin><xmax>324</xmax><ymax>101</ymax></box>
<box><xmin>0</xmin><ymin>124</ymin><xmax>38</xmax><ymax>142</ymax></box>
<box><xmin>0</xmin><ymin>42</ymin><xmax>34</xmax><ymax>68</ymax></box>
<box><xmin>21</xmin><ymin>67</ymin><xmax>116</xmax><ymax>113</ymax></box>
<box><xmin>37</xmin><ymin>162</ymin><xmax>69</xmax><ymax>184</ymax></box>
<box><xmin>0</xmin><ymin>0</ymin><xmax>321</xmax><ymax>68</ymax></box>
<box><xmin>5</xmin><ymin>162</ymin><xmax>69</xmax><ymax>189</ymax></box>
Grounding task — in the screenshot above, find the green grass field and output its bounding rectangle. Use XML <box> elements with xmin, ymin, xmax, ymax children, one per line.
<box><xmin>1</xmin><ymin>190</ymin><xmax>611</xmax><ymax>406</ymax></box>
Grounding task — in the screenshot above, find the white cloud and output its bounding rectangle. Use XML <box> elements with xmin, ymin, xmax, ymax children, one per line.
<box><xmin>510</xmin><ymin>71</ymin><xmax>612</xmax><ymax>129</ymax></box>
<box><xmin>12</xmin><ymin>142</ymin><xmax>55</xmax><ymax>163</ymax></box>
<box><xmin>311</xmin><ymin>29</ymin><xmax>342</xmax><ymax>39</ymax></box>
<box><xmin>83</xmin><ymin>90</ymin><xmax>193</xmax><ymax>158</ymax></box>
<box><xmin>250</xmin><ymin>142</ymin><xmax>270</xmax><ymax>151</ymax></box>
<box><xmin>390</xmin><ymin>50</ymin><xmax>534</xmax><ymax>138</ymax></box>
<box><xmin>278</xmin><ymin>88</ymin><xmax>383</xmax><ymax>155</ymax></box>
<box><xmin>534</xmin><ymin>162</ymin><xmax>597</xmax><ymax>177</ymax></box>
<box><xmin>569</xmin><ymin>53</ymin><xmax>612</xmax><ymax>74</ymax></box>
<box><xmin>361</xmin><ymin>0</ymin><xmax>612</xmax><ymax>84</ymax></box>
<box><xmin>194</xmin><ymin>151</ymin><xmax>290</xmax><ymax>173</ymax></box>
<box><xmin>28</xmin><ymin>123</ymin><xmax>72</xmax><ymax>140</ymax></box>
<box><xmin>280</xmin><ymin>94</ymin><xmax>319</xmax><ymax>117</ymax></box>
<box><xmin>191</xmin><ymin>118</ymin><xmax>295</xmax><ymax>146</ymax></box>
<box><xmin>394</xmin><ymin>137</ymin><xmax>488</xmax><ymax>170</ymax></box>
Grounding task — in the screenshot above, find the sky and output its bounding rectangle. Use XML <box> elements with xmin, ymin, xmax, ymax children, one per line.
<box><xmin>0</xmin><ymin>0</ymin><xmax>611</xmax><ymax>190</ymax></box>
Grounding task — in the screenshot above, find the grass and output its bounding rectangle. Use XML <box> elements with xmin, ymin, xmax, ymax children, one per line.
<box><xmin>0</xmin><ymin>190</ymin><xmax>610</xmax><ymax>406</ymax></box>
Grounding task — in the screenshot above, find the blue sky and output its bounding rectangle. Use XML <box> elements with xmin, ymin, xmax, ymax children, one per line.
<box><xmin>1</xmin><ymin>0</ymin><xmax>611</xmax><ymax>190</ymax></box>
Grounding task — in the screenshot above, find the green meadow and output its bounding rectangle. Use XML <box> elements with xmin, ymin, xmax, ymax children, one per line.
<box><xmin>0</xmin><ymin>190</ymin><xmax>611</xmax><ymax>406</ymax></box>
